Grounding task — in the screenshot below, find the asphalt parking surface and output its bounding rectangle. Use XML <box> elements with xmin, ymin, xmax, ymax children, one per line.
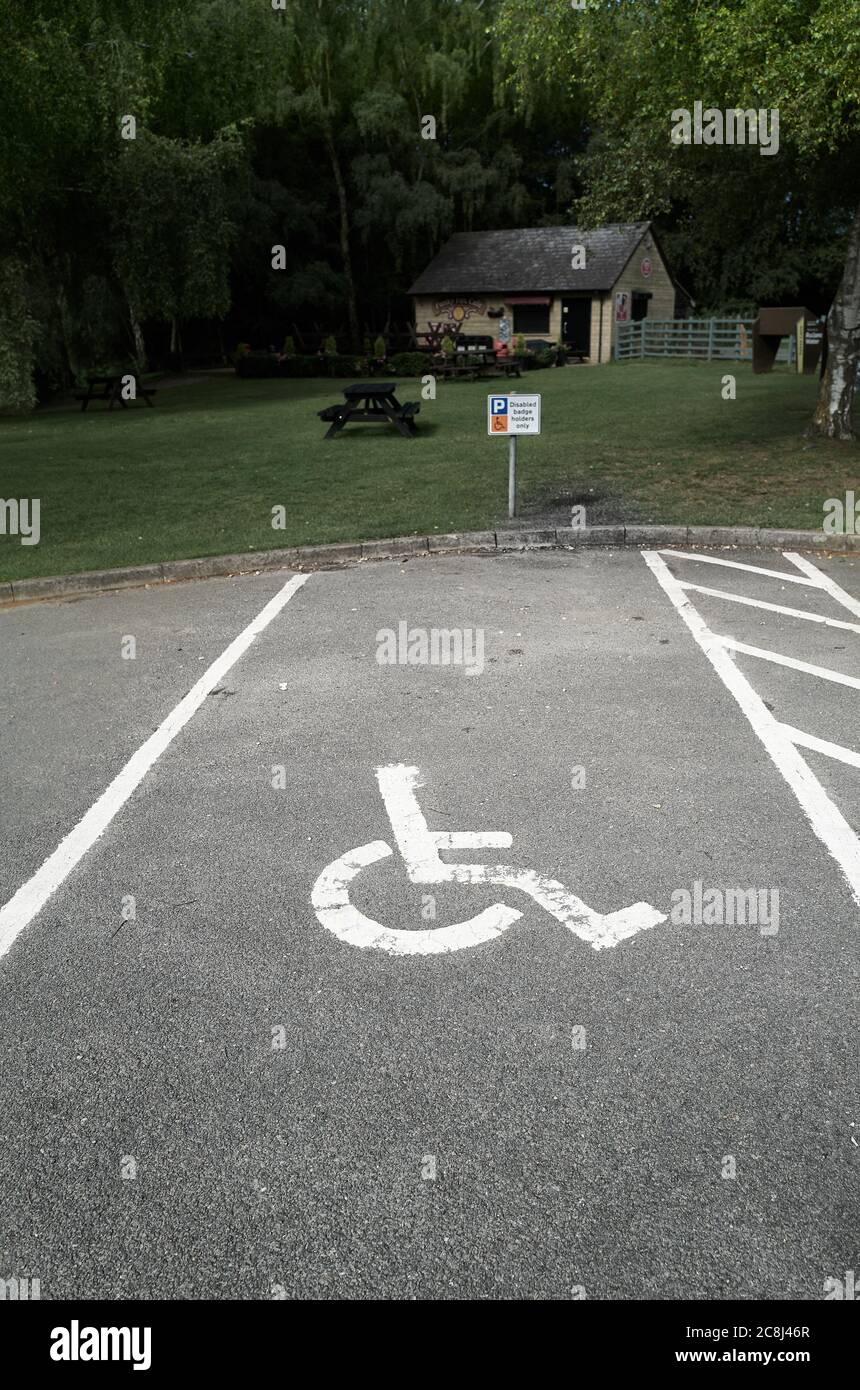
<box><xmin>1</xmin><ymin>546</ymin><xmax>858</xmax><ymax>1299</ymax></box>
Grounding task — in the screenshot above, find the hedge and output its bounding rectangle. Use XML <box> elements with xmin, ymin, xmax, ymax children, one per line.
<box><xmin>235</xmin><ymin>350</ymin><xmax>433</xmax><ymax>380</ymax></box>
<box><xmin>233</xmin><ymin>347</ymin><xmax>565</xmax><ymax>380</ymax></box>
<box><xmin>387</xmin><ymin>352</ymin><xmax>431</xmax><ymax>375</ymax></box>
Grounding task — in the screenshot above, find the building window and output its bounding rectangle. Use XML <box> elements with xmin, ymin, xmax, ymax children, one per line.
<box><xmin>512</xmin><ymin>304</ymin><xmax>550</xmax><ymax>335</ymax></box>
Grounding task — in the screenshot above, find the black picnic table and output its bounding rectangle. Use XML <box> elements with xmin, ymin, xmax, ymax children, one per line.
<box><xmin>74</xmin><ymin>372</ymin><xmax>157</xmax><ymax>412</ymax></box>
<box><xmin>317</xmin><ymin>382</ymin><xmax>419</xmax><ymax>439</ymax></box>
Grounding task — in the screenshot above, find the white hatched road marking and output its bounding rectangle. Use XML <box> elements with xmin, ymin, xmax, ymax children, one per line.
<box><xmin>713</xmin><ymin>636</ymin><xmax>860</xmax><ymax>690</ymax></box>
<box><xmin>785</xmin><ymin>551</ymin><xmax>860</xmax><ymax>619</ymax></box>
<box><xmin>779</xmin><ymin>725</ymin><xmax>860</xmax><ymax>770</ymax></box>
<box><xmin>678</xmin><ymin>582</ymin><xmax>860</xmax><ymax>634</ymax></box>
<box><xmin>643</xmin><ymin>550</ymin><xmax>860</xmax><ymax>908</ymax></box>
<box><xmin>656</xmin><ymin>550</ymin><xmax>822</xmax><ymax>586</ymax></box>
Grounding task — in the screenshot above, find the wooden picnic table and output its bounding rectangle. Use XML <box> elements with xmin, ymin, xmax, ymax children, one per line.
<box><xmin>317</xmin><ymin>382</ymin><xmax>419</xmax><ymax>439</ymax></box>
<box><xmin>74</xmin><ymin>372</ymin><xmax>157</xmax><ymax>412</ymax></box>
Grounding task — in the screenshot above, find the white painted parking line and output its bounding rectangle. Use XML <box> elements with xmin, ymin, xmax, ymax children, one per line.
<box><xmin>714</xmin><ymin>636</ymin><xmax>860</xmax><ymax>690</ymax></box>
<box><xmin>678</xmin><ymin>582</ymin><xmax>860</xmax><ymax>633</ymax></box>
<box><xmin>778</xmin><ymin>725</ymin><xmax>860</xmax><ymax>770</ymax></box>
<box><xmin>0</xmin><ymin>573</ymin><xmax>310</xmax><ymax>962</ymax></box>
<box><xmin>643</xmin><ymin>550</ymin><xmax>860</xmax><ymax>908</ymax></box>
<box><xmin>785</xmin><ymin>552</ymin><xmax>860</xmax><ymax>619</ymax></box>
<box><xmin>656</xmin><ymin>550</ymin><xmax>821</xmax><ymax>586</ymax></box>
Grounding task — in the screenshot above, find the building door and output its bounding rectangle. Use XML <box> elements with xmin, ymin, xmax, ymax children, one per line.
<box><xmin>561</xmin><ymin>298</ymin><xmax>591</xmax><ymax>355</ymax></box>
<box><xmin>632</xmin><ymin>291</ymin><xmax>651</xmax><ymax>322</ymax></box>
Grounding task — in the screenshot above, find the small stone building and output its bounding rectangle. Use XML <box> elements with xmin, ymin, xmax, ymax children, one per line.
<box><xmin>409</xmin><ymin>221</ymin><xmax>688</xmax><ymax>363</ymax></box>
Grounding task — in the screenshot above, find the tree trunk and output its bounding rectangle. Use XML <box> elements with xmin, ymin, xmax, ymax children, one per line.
<box><xmin>54</xmin><ymin>281</ymin><xmax>77</xmax><ymax>388</ymax></box>
<box><xmin>806</xmin><ymin>201</ymin><xmax>860</xmax><ymax>440</ymax></box>
<box><xmin>169</xmin><ymin>315</ymin><xmax>183</xmax><ymax>373</ymax></box>
<box><xmin>126</xmin><ymin>296</ymin><xmax>146</xmax><ymax>369</ymax></box>
<box><xmin>325</xmin><ymin>134</ymin><xmax>361</xmax><ymax>351</ymax></box>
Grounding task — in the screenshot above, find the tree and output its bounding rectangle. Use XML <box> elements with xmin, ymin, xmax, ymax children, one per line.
<box><xmin>0</xmin><ymin>260</ymin><xmax>39</xmax><ymax>412</ymax></box>
<box><xmin>0</xmin><ymin>0</ymin><xmax>198</xmax><ymax>383</ymax></box>
<box><xmin>268</xmin><ymin>0</ymin><xmax>372</xmax><ymax>348</ymax></box>
<box><xmin>110</xmin><ymin>129</ymin><xmax>247</xmax><ymax>364</ymax></box>
<box><xmin>499</xmin><ymin>0</ymin><xmax>860</xmax><ymax>437</ymax></box>
<box><xmin>0</xmin><ymin>0</ymin><xmax>591</xmax><ymax>392</ymax></box>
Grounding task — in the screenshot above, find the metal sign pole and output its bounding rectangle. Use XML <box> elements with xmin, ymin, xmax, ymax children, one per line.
<box><xmin>508</xmin><ymin>434</ymin><xmax>517</xmax><ymax>518</ymax></box>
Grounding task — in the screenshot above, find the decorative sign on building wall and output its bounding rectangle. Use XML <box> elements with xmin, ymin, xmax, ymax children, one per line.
<box><xmin>497</xmin><ymin>316</ymin><xmax>511</xmax><ymax>343</ymax></box>
<box><xmin>615</xmin><ymin>292</ymin><xmax>630</xmax><ymax>323</ymax></box>
<box><xmin>433</xmin><ymin>298</ymin><xmax>486</xmax><ymax>324</ymax></box>
<box><xmin>640</xmin><ymin>257</ymin><xmax>653</xmax><ymax>278</ymax></box>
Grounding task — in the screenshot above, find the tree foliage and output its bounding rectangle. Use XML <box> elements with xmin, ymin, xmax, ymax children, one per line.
<box><xmin>0</xmin><ymin>260</ymin><xmax>39</xmax><ymax>413</ymax></box>
<box><xmin>110</xmin><ymin>129</ymin><xmax>247</xmax><ymax>324</ymax></box>
<box><xmin>499</xmin><ymin>0</ymin><xmax>860</xmax><ymax>433</ymax></box>
<box><xmin>1</xmin><ymin>0</ymin><xmax>857</xmax><ymax>431</ymax></box>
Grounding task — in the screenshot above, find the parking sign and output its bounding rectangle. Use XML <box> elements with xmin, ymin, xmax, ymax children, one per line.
<box><xmin>487</xmin><ymin>394</ymin><xmax>540</xmax><ymax>435</ymax></box>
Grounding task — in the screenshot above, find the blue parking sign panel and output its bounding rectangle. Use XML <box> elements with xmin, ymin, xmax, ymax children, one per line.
<box><xmin>488</xmin><ymin>395</ymin><xmax>509</xmax><ymax>434</ymax></box>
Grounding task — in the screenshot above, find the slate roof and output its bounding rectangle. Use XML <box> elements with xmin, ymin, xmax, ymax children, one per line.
<box><xmin>408</xmin><ymin>222</ymin><xmax>651</xmax><ymax>295</ymax></box>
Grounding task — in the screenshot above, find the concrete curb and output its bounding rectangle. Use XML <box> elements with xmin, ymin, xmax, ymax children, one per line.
<box><xmin>4</xmin><ymin>524</ymin><xmax>859</xmax><ymax>605</ymax></box>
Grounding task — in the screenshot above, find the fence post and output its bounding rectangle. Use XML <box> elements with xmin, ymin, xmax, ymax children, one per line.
<box><xmin>640</xmin><ymin>321</ymin><xmax>645</xmax><ymax>358</ymax></box>
<box><xmin>708</xmin><ymin>319</ymin><xmax>715</xmax><ymax>361</ymax></box>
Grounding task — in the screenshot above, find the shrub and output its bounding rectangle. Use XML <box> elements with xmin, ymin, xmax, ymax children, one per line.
<box><xmin>274</xmin><ymin>354</ymin><xmax>318</xmax><ymax>377</ymax></box>
<box><xmin>515</xmin><ymin>333</ymin><xmax>526</xmax><ymax>356</ymax></box>
<box><xmin>236</xmin><ymin>351</ymin><xmax>365</xmax><ymax>379</ymax></box>
<box><xmin>235</xmin><ymin>351</ymin><xmax>275</xmax><ymax>377</ymax></box>
<box><xmin>282</xmin><ymin>335</ymin><xmax>295</xmax><ymax>356</ymax></box>
<box><xmin>323</xmin><ymin>335</ymin><xmax>338</xmax><ymax>355</ymax></box>
<box><xmin>440</xmin><ymin>335</ymin><xmax>455</xmax><ymax>355</ymax></box>
<box><xmin>388</xmin><ymin>352</ymin><xmax>430</xmax><ymax>375</ymax></box>
<box><xmin>328</xmin><ymin>354</ymin><xmax>363</xmax><ymax>376</ymax></box>
<box><xmin>373</xmin><ymin>335</ymin><xmax>386</xmax><ymax>358</ymax></box>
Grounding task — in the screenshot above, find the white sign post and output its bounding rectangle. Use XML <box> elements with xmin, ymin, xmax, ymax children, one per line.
<box><xmin>487</xmin><ymin>394</ymin><xmax>541</xmax><ymax>518</ymax></box>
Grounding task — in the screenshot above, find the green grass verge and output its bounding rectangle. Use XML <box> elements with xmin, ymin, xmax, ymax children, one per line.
<box><xmin>1</xmin><ymin>362</ymin><xmax>857</xmax><ymax>581</ymax></box>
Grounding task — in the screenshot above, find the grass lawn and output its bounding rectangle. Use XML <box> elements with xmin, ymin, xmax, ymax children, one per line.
<box><xmin>1</xmin><ymin>361</ymin><xmax>857</xmax><ymax>581</ymax></box>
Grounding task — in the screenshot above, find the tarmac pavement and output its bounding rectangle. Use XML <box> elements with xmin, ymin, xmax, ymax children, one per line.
<box><xmin>1</xmin><ymin>546</ymin><xmax>857</xmax><ymax>1299</ymax></box>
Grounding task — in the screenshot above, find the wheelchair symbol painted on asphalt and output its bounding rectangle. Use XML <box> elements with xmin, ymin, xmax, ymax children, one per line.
<box><xmin>311</xmin><ymin>764</ymin><xmax>666</xmax><ymax>955</ymax></box>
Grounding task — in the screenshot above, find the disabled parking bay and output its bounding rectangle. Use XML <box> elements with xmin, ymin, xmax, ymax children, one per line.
<box><xmin>0</xmin><ymin>546</ymin><xmax>857</xmax><ymax>1299</ymax></box>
